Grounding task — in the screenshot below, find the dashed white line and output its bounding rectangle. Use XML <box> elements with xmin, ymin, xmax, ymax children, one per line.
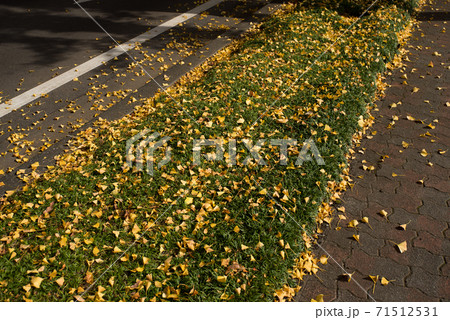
<box><xmin>0</xmin><ymin>0</ymin><xmax>225</xmax><ymax>118</ymax></box>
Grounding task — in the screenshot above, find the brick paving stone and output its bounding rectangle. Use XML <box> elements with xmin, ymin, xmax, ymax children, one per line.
<box><xmin>413</xmin><ymin>230</ymin><xmax>449</xmax><ymax>256</ymax></box>
<box><xmin>355</xmin><ymin>231</ymin><xmax>385</xmax><ymax>257</ymax></box>
<box><xmin>374</xmin><ymin>285</ymin><xmax>439</xmax><ymax>302</ymax></box>
<box><xmin>295</xmin><ymin>0</ymin><xmax>449</xmax><ymax>302</ymax></box>
<box><xmin>336</xmin><ymin>289</ymin><xmax>367</xmax><ymax>302</ymax></box>
<box><xmin>408</xmin><ymin>214</ymin><xmax>447</xmax><ymax>236</ymax></box>
<box><xmin>424</xmin><ymin>175</ymin><xmax>450</xmax><ymax>193</ymax></box>
<box><xmin>405</xmin><ymin>266</ymin><xmax>442</xmax><ymax>299</ymax></box>
<box><xmin>438</xmin><ymin>277</ymin><xmax>450</xmax><ymax>301</ymax></box>
<box><xmin>337</xmin><ymin>272</ymin><xmax>373</xmax><ymax>300</ymax></box>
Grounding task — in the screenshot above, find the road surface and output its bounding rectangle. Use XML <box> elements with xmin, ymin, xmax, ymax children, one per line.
<box><xmin>0</xmin><ymin>0</ymin><xmax>280</xmax><ymax>195</ymax></box>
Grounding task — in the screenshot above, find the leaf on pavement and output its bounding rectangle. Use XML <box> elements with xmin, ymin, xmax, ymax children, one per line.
<box><xmin>396</xmin><ymin>241</ymin><xmax>407</xmax><ymax>253</ymax></box>
<box><xmin>311</xmin><ymin>294</ymin><xmax>324</xmax><ymax>302</ymax></box>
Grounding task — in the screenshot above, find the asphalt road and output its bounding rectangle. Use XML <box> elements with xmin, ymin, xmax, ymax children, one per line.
<box><xmin>0</xmin><ymin>0</ymin><xmax>280</xmax><ymax>195</ymax></box>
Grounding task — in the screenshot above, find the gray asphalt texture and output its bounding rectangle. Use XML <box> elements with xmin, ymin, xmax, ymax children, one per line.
<box><xmin>0</xmin><ymin>0</ymin><xmax>280</xmax><ymax>195</ymax></box>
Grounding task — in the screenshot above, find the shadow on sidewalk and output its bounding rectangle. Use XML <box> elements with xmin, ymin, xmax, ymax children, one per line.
<box><xmin>417</xmin><ymin>11</ymin><xmax>450</xmax><ymax>21</ymax></box>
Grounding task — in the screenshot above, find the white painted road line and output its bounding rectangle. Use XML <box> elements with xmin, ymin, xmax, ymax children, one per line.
<box><xmin>0</xmin><ymin>0</ymin><xmax>225</xmax><ymax>118</ymax></box>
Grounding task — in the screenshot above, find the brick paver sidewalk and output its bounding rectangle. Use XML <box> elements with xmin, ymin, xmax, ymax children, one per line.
<box><xmin>295</xmin><ymin>0</ymin><xmax>449</xmax><ymax>302</ymax></box>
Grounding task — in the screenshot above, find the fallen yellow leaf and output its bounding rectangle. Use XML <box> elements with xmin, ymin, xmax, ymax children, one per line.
<box><xmin>369</xmin><ymin>275</ymin><xmax>379</xmax><ymax>293</ymax></box>
<box><xmin>30</xmin><ymin>162</ymin><xmax>39</xmax><ymax>170</ymax></box>
<box><xmin>399</xmin><ymin>221</ymin><xmax>411</xmax><ymax>230</ymax></box>
<box><xmin>342</xmin><ymin>272</ymin><xmax>354</xmax><ymax>282</ymax></box>
<box><xmin>381</xmin><ymin>277</ymin><xmax>391</xmax><ymax>286</ymax></box>
<box><xmin>396</xmin><ymin>241</ymin><xmax>407</xmax><ymax>253</ymax></box>
<box><xmin>31</xmin><ymin>276</ymin><xmax>43</xmax><ymax>288</ymax></box>
<box><xmin>379</xmin><ymin>209</ymin><xmax>389</xmax><ymax>219</ymax></box>
<box><xmin>55</xmin><ymin>277</ymin><xmax>65</xmax><ymax>287</ymax></box>
<box><xmin>59</xmin><ymin>236</ymin><xmax>67</xmax><ymax>247</ymax></box>
<box><xmin>311</xmin><ymin>294</ymin><xmax>324</xmax><ymax>302</ymax></box>
<box><xmin>319</xmin><ymin>255</ymin><xmax>328</xmax><ymax>265</ymax></box>
<box><xmin>420</xmin><ymin>149</ymin><xmax>429</xmax><ymax>157</ymax></box>
<box><xmin>348</xmin><ymin>220</ymin><xmax>359</xmax><ymax>228</ymax></box>
<box><xmin>113</xmin><ymin>246</ymin><xmax>122</xmax><ymax>253</ymax></box>
<box><xmin>361</xmin><ymin>217</ymin><xmax>372</xmax><ymax>229</ymax></box>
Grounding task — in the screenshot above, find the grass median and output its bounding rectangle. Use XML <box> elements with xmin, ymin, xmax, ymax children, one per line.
<box><xmin>0</xmin><ymin>0</ymin><xmax>416</xmax><ymax>301</ymax></box>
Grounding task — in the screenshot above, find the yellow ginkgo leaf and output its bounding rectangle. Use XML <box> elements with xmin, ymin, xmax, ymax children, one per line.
<box><xmin>361</xmin><ymin>217</ymin><xmax>372</xmax><ymax>229</ymax></box>
<box><xmin>348</xmin><ymin>220</ymin><xmax>359</xmax><ymax>228</ymax></box>
<box><xmin>55</xmin><ymin>277</ymin><xmax>64</xmax><ymax>287</ymax></box>
<box><xmin>399</xmin><ymin>221</ymin><xmax>411</xmax><ymax>230</ymax></box>
<box><xmin>420</xmin><ymin>149</ymin><xmax>429</xmax><ymax>157</ymax></box>
<box><xmin>30</xmin><ymin>162</ymin><xmax>39</xmax><ymax>170</ymax></box>
<box><xmin>353</xmin><ymin>234</ymin><xmax>360</xmax><ymax>243</ymax></box>
<box><xmin>311</xmin><ymin>294</ymin><xmax>324</xmax><ymax>302</ymax></box>
<box><xmin>369</xmin><ymin>275</ymin><xmax>379</xmax><ymax>284</ymax></box>
<box><xmin>379</xmin><ymin>209</ymin><xmax>389</xmax><ymax>220</ymax></box>
<box><xmin>184</xmin><ymin>197</ymin><xmax>193</xmax><ymax>205</ymax></box>
<box><xmin>396</xmin><ymin>241</ymin><xmax>407</xmax><ymax>253</ymax></box>
<box><xmin>412</xmin><ymin>87</ymin><xmax>419</xmax><ymax>93</ymax></box>
<box><xmin>59</xmin><ymin>236</ymin><xmax>67</xmax><ymax>247</ymax></box>
<box><xmin>342</xmin><ymin>272</ymin><xmax>354</xmax><ymax>282</ymax></box>
<box><xmin>31</xmin><ymin>276</ymin><xmax>43</xmax><ymax>288</ymax></box>
<box><xmin>319</xmin><ymin>255</ymin><xmax>328</xmax><ymax>265</ymax></box>
<box><xmin>369</xmin><ymin>275</ymin><xmax>379</xmax><ymax>293</ymax></box>
<box><xmin>93</xmin><ymin>247</ymin><xmax>99</xmax><ymax>256</ymax></box>
<box><xmin>217</xmin><ymin>275</ymin><xmax>227</xmax><ymax>283</ymax></box>
<box><xmin>85</xmin><ymin>271</ymin><xmax>94</xmax><ymax>284</ymax></box>
<box><xmin>258</xmin><ymin>188</ymin><xmax>267</xmax><ymax>195</ymax></box>
<box><xmin>113</xmin><ymin>246</ymin><xmax>122</xmax><ymax>253</ymax></box>
<box><xmin>402</xmin><ymin>141</ymin><xmax>409</xmax><ymax>148</ymax></box>
<box><xmin>381</xmin><ymin>277</ymin><xmax>391</xmax><ymax>286</ymax></box>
